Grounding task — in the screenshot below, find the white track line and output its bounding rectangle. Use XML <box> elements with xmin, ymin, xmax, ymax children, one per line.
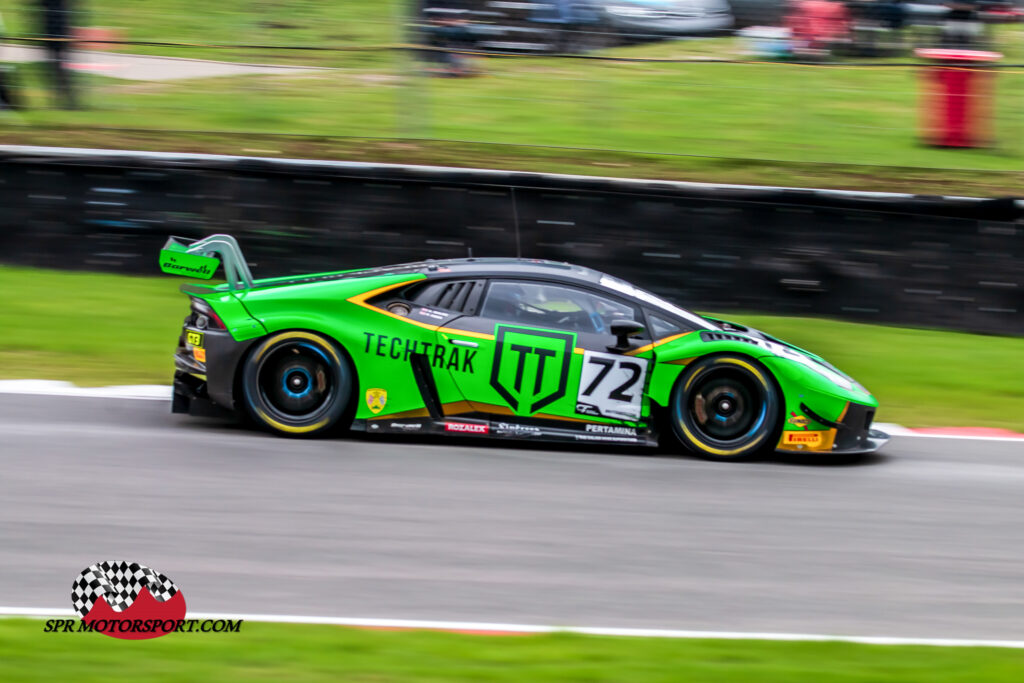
<box><xmin>873</xmin><ymin>423</ymin><xmax>1024</xmax><ymax>442</ymax></box>
<box><xmin>883</xmin><ymin>432</ymin><xmax>1024</xmax><ymax>443</ymax></box>
<box><xmin>1</xmin><ymin>382</ymin><xmax>1022</xmax><ymax>443</ymax></box>
<box><xmin>2</xmin><ymin>607</ymin><xmax>1023</xmax><ymax>648</ymax></box>
<box><xmin>0</xmin><ymin>380</ymin><xmax>171</xmax><ymax>400</ymax></box>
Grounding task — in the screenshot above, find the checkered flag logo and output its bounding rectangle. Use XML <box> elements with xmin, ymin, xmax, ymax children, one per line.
<box><xmin>71</xmin><ymin>562</ymin><xmax>180</xmax><ymax>617</ymax></box>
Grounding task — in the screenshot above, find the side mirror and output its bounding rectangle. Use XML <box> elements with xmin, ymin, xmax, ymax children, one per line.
<box><xmin>607</xmin><ymin>320</ymin><xmax>645</xmax><ymax>353</ymax></box>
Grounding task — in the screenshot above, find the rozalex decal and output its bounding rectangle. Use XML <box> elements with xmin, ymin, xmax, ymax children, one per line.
<box><xmin>445</xmin><ymin>422</ymin><xmax>489</xmax><ymax>434</ymax></box>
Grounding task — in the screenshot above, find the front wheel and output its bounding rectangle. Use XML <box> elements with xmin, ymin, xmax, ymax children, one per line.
<box><xmin>670</xmin><ymin>354</ymin><xmax>780</xmax><ymax>461</ymax></box>
<box><xmin>241</xmin><ymin>331</ymin><xmax>353</xmax><ymax>437</ymax></box>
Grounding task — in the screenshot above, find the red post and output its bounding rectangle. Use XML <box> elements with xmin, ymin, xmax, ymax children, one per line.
<box><xmin>915</xmin><ymin>49</ymin><xmax>1001</xmax><ymax>148</ymax></box>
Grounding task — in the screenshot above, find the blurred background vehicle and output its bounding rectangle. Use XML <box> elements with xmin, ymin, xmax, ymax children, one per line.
<box><xmin>418</xmin><ymin>0</ymin><xmax>734</xmax><ymax>53</ymax></box>
<box><xmin>596</xmin><ymin>0</ymin><xmax>734</xmax><ymax>42</ymax></box>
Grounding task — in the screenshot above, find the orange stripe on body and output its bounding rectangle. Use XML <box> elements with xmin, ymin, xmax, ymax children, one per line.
<box><xmin>626</xmin><ymin>331</ymin><xmax>693</xmax><ymax>356</ymax></box>
<box><xmin>347</xmin><ymin>278</ymin><xmax>495</xmax><ymax>340</ymax></box>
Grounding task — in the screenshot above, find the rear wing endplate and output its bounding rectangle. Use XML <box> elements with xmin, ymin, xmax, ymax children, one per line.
<box><xmin>159</xmin><ymin>234</ymin><xmax>254</xmax><ymax>291</ymax></box>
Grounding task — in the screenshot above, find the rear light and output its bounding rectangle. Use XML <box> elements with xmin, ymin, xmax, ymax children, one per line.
<box><xmin>190</xmin><ymin>298</ymin><xmax>226</xmax><ymax>331</ymax></box>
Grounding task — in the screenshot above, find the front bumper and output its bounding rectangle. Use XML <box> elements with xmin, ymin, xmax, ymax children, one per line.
<box><xmin>776</xmin><ymin>401</ymin><xmax>890</xmax><ymax>455</ymax></box>
<box><xmin>836</xmin><ymin>428</ymin><xmax>890</xmax><ymax>455</ymax></box>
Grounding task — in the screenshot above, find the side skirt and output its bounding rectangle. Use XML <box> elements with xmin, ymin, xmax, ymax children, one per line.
<box><xmin>353</xmin><ymin>415</ymin><xmax>657</xmax><ymax>448</ymax></box>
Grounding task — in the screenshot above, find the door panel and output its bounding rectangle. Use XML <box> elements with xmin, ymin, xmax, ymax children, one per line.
<box><xmin>357</xmin><ymin>278</ymin><xmax>484</xmax><ymax>420</ymax></box>
<box><xmin>437</xmin><ymin>280</ymin><xmax>653</xmax><ymax>426</ymax></box>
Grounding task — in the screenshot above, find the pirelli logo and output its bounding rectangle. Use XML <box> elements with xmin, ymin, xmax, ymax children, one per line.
<box><xmin>783</xmin><ymin>431</ymin><xmax>825</xmax><ymax>447</ymax></box>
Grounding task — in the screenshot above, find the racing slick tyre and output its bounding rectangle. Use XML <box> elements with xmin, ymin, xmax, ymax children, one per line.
<box><xmin>241</xmin><ymin>331</ymin><xmax>353</xmax><ymax>437</ymax></box>
<box><xmin>670</xmin><ymin>354</ymin><xmax>781</xmax><ymax>461</ymax></box>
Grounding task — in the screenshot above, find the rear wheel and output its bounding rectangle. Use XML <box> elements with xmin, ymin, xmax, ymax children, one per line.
<box><xmin>670</xmin><ymin>354</ymin><xmax>780</xmax><ymax>461</ymax></box>
<box><xmin>241</xmin><ymin>331</ymin><xmax>352</xmax><ymax>437</ymax></box>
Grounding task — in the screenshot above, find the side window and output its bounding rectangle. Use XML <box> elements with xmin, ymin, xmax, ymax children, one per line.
<box><xmin>480</xmin><ymin>281</ymin><xmax>639</xmax><ymax>335</ymax></box>
<box><xmin>646</xmin><ymin>311</ymin><xmax>690</xmax><ymax>340</ymax></box>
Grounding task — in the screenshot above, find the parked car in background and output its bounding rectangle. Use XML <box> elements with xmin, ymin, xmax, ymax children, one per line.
<box><xmin>418</xmin><ymin>0</ymin><xmax>734</xmax><ymax>53</ymax></box>
<box><xmin>597</xmin><ymin>0</ymin><xmax>734</xmax><ymax>40</ymax></box>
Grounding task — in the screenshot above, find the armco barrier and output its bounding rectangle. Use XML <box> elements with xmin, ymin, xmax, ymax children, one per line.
<box><xmin>0</xmin><ymin>145</ymin><xmax>1021</xmax><ymax>334</ymax></box>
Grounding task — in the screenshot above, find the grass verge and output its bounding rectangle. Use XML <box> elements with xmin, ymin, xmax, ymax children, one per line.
<box><xmin>2</xmin><ymin>618</ymin><xmax>1024</xmax><ymax>682</ymax></box>
<box><xmin>1</xmin><ymin>10</ymin><xmax>1023</xmax><ymax>193</ymax></box>
<box><xmin>3</xmin><ymin>125</ymin><xmax>1023</xmax><ymax>196</ymax></box>
<box><xmin>2</xmin><ymin>0</ymin><xmax>400</xmax><ymax>64</ymax></box>
<box><xmin>4</xmin><ymin>265</ymin><xmax>1024</xmax><ymax>430</ymax></box>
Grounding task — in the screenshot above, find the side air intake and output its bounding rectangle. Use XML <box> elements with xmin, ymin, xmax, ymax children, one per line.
<box><xmin>699</xmin><ymin>331</ymin><xmax>761</xmax><ymax>345</ymax></box>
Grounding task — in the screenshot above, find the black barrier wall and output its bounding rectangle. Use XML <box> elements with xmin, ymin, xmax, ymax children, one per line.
<box><xmin>0</xmin><ymin>147</ymin><xmax>1021</xmax><ymax>334</ymax></box>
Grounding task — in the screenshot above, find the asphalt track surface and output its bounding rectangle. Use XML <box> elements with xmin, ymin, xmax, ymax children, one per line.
<box><xmin>3</xmin><ymin>393</ymin><xmax>1024</xmax><ymax>640</ymax></box>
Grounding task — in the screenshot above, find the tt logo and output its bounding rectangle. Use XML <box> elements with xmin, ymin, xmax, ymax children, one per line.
<box><xmin>490</xmin><ymin>326</ymin><xmax>574</xmax><ymax>415</ymax></box>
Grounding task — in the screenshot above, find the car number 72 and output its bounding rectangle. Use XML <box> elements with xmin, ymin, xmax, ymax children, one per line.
<box><xmin>576</xmin><ymin>351</ymin><xmax>649</xmax><ymax>421</ymax></box>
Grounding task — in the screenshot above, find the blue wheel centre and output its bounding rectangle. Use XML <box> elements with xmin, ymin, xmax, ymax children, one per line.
<box><xmin>712</xmin><ymin>392</ymin><xmax>736</xmax><ymax>423</ymax></box>
<box><xmin>280</xmin><ymin>343</ymin><xmax>330</xmax><ymax>400</ymax></box>
<box><xmin>282</xmin><ymin>367</ymin><xmax>313</xmax><ymax>399</ymax></box>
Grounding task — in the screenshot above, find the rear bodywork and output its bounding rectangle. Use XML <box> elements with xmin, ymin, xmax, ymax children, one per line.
<box><xmin>166</xmin><ymin>235</ymin><xmax>887</xmax><ymax>456</ymax></box>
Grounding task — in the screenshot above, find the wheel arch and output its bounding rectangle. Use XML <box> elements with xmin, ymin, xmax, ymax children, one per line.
<box><xmin>658</xmin><ymin>351</ymin><xmax>786</xmax><ymax>457</ymax></box>
<box><xmin>650</xmin><ymin>343</ymin><xmax>780</xmax><ymax>408</ymax></box>
<box><xmin>232</xmin><ymin>327</ymin><xmax>362</xmax><ymax>425</ymax></box>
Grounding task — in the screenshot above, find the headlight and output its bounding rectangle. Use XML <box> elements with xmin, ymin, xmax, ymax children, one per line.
<box><xmin>788</xmin><ymin>352</ymin><xmax>854</xmax><ymax>391</ymax></box>
<box><xmin>760</xmin><ymin>340</ymin><xmax>854</xmax><ymax>391</ymax></box>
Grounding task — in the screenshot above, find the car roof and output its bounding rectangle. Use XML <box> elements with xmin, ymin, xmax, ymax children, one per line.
<box><xmin>248</xmin><ymin>256</ymin><xmax>716</xmax><ymax>330</ymax></box>
<box><xmin>415</xmin><ymin>257</ymin><xmax>605</xmax><ymax>284</ymax></box>
<box><xmin>410</xmin><ymin>257</ymin><xmax>715</xmax><ymax>331</ymax></box>
<box><xmin>248</xmin><ymin>257</ymin><xmax>601</xmax><ymax>289</ymax></box>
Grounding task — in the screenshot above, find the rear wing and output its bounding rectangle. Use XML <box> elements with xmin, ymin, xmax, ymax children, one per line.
<box><xmin>159</xmin><ymin>234</ymin><xmax>254</xmax><ymax>291</ymax></box>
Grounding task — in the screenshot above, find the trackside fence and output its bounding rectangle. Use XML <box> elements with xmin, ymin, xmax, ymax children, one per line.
<box><xmin>1</xmin><ymin>146</ymin><xmax>1021</xmax><ymax>334</ymax></box>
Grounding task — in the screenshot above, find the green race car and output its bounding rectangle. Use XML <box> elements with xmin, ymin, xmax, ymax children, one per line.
<box><xmin>162</xmin><ymin>234</ymin><xmax>888</xmax><ymax>460</ymax></box>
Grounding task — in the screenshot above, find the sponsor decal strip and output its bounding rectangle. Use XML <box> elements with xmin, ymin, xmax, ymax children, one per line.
<box><xmin>494</xmin><ymin>422</ymin><xmax>541</xmax><ymax>435</ymax></box>
<box><xmin>445</xmin><ymin>422</ymin><xmax>489</xmax><ymax>434</ymax></box>
<box><xmin>4</xmin><ymin>607</ymin><xmax>1024</xmax><ymax>648</ymax></box>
